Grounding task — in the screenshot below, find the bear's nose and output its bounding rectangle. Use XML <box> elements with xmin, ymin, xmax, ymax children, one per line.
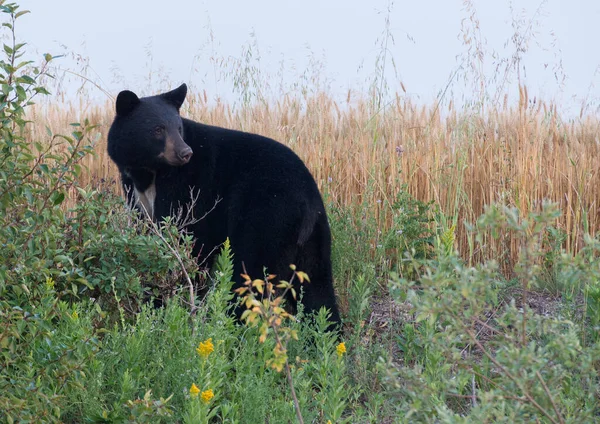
<box><xmin>179</xmin><ymin>147</ymin><xmax>193</xmax><ymax>163</ymax></box>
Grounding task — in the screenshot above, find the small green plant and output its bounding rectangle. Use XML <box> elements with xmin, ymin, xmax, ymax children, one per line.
<box><xmin>123</xmin><ymin>390</ymin><xmax>174</xmax><ymax>423</ymax></box>
<box><xmin>384</xmin><ymin>184</ymin><xmax>437</xmax><ymax>267</ymax></box>
<box><xmin>183</xmin><ymin>338</ymin><xmax>219</xmax><ymax>424</ymax></box>
<box><xmin>235</xmin><ymin>262</ymin><xmax>310</xmax><ymax>423</ymax></box>
<box><xmin>310</xmin><ymin>309</ymin><xmax>351</xmax><ymax>423</ymax></box>
<box><xmin>346</xmin><ymin>273</ymin><xmax>372</xmax><ymax>330</ymax></box>
<box><xmin>329</xmin><ymin>184</ymin><xmax>436</xmax><ymax>295</ymax></box>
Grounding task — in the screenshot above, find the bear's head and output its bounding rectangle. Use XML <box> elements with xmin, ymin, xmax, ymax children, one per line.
<box><xmin>107</xmin><ymin>83</ymin><xmax>193</xmax><ymax>170</ymax></box>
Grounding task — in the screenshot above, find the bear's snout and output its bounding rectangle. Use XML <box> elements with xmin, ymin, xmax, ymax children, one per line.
<box><xmin>178</xmin><ymin>146</ymin><xmax>193</xmax><ymax>164</ymax></box>
<box><xmin>158</xmin><ymin>135</ymin><xmax>193</xmax><ymax>166</ymax></box>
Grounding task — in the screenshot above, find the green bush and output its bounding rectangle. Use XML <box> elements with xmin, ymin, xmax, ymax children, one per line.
<box><xmin>65</xmin><ymin>189</ymin><xmax>199</xmax><ymax>304</ymax></box>
<box><xmin>386</xmin><ymin>203</ymin><xmax>600</xmax><ymax>422</ymax></box>
<box><xmin>328</xmin><ymin>183</ymin><xmax>437</xmax><ymax>308</ymax></box>
<box><xmin>0</xmin><ymin>4</ymin><xmax>195</xmax><ymax>421</ymax></box>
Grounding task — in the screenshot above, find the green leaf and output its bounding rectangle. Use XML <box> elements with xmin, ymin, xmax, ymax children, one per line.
<box><xmin>15</xmin><ymin>10</ymin><xmax>30</xmax><ymax>19</ymax></box>
<box><xmin>14</xmin><ymin>60</ymin><xmax>32</xmax><ymax>70</ymax></box>
<box><xmin>76</xmin><ymin>278</ymin><xmax>93</xmax><ymax>289</ymax></box>
<box><xmin>34</xmin><ymin>86</ymin><xmax>50</xmax><ymax>95</ymax></box>
<box><xmin>15</xmin><ymin>85</ymin><xmax>26</xmax><ymax>101</ymax></box>
<box><xmin>16</xmin><ymin>75</ymin><xmax>35</xmax><ymax>84</ymax></box>
<box><xmin>51</xmin><ymin>191</ymin><xmax>65</xmax><ymax>206</ymax></box>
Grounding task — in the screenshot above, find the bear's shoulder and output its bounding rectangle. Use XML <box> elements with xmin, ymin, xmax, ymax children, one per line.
<box><xmin>182</xmin><ymin>119</ymin><xmax>302</xmax><ymax>162</ymax></box>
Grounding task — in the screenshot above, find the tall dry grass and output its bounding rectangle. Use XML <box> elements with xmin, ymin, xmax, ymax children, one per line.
<box><xmin>25</xmin><ymin>85</ymin><xmax>600</xmax><ymax>271</ymax></box>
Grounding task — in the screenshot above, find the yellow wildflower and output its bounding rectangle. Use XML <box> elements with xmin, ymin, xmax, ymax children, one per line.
<box><xmin>336</xmin><ymin>342</ymin><xmax>346</xmax><ymax>357</ymax></box>
<box><xmin>327</xmin><ymin>421</ymin><xmax>332</xmax><ymax>424</ymax></box>
<box><xmin>201</xmin><ymin>389</ymin><xmax>214</xmax><ymax>404</ymax></box>
<box><xmin>71</xmin><ymin>310</ymin><xmax>78</xmax><ymax>320</ymax></box>
<box><xmin>196</xmin><ymin>338</ymin><xmax>214</xmax><ymax>358</ymax></box>
<box><xmin>189</xmin><ymin>383</ymin><xmax>200</xmax><ymax>398</ymax></box>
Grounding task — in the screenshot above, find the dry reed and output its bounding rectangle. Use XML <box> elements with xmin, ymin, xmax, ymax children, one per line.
<box><xmin>26</xmin><ymin>88</ymin><xmax>600</xmax><ymax>270</ymax></box>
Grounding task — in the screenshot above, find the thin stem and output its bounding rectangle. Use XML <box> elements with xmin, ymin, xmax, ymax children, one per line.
<box><xmin>272</xmin><ymin>323</ymin><xmax>304</xmax><ymax>424</ymax></box>
<box><xmin>465</xmin><ymin>328</ymin><xmax>559</xmax><ymax>424</ymax></box>
<box><xmin>536</xmin><ymin>371</ymin><xmax>564</xmax><ymax>424</ymax></box>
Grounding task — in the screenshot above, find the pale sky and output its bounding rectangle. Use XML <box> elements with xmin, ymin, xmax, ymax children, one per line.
<box><xmin>16</xmin><ymin>0</ymin><xmax>600</xmax><ymax>115</ymax></box>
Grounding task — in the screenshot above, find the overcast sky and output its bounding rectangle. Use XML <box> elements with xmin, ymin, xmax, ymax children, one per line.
<box><xmin>16</xmin><ymin>0</ymin><xmax>600</xmax><ymax>115</ymax></box>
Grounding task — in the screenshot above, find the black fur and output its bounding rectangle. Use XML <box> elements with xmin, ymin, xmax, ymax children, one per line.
<box><xmin>107</xmin><ymin>84</ymin><xmax>341</xmax><ymax>328</ymax></box>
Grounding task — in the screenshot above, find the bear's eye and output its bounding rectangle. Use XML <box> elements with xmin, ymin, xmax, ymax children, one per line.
<box><xmin>153</xmin><ymin>126</ymin><xmax>165</xmax><ymax>137</ymax></box>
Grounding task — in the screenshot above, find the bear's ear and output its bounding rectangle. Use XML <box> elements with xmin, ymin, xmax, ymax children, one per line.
<box><xmin>115</xmin><ymin>90</ymin><xmax>140</xmax><ymax>117</ymax></box>
<box><xmin>161</xmin><ymin>83</ymin><xmax>187</xmax><ymax>110</ymax></box>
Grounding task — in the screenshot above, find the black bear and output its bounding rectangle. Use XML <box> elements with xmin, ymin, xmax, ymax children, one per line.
<box><xmin>107</xmin><ymin>83</ymin><xmax>341</xmax><ymax>328</ymax></box>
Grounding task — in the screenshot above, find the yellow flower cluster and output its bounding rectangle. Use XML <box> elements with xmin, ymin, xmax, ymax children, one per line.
<box><xmin>196</xmin><ymin>338</ymin><xmax>214</xmax><ymax>359</ymax></box>
<box><xmin>201</xmin><ymin>389</ymin><xmax>214</xmax><ymax>404</ymax></box>
<box><xmin>190</xmin><ymin>384</ymin><xmax>214</xmax><ymax>404</ymax></box>
<box><xmin>189</xmin><ymin>383</ymin><xmax>200</xmax><ymax>397</ymax></box>
<box><xmin>190</xmin><ymin>339</ymin><xmax>216</xmax><ymax>406</ymax></box>
<box><xmin>336</xmin><ymin>342</ymin><xmax>346</xmax><ymax>357</ymax></box>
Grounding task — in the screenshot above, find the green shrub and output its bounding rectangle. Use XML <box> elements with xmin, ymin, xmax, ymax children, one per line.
<box><xmin>386</xmin><ymin>202</ymin><xmax>600</xmax><ymax>422</ymax></box>
<box><xmin>328</xmin><ymin>184</ymin><xmax>437</xmax><ymax>309</ymax></box>
<box><xmin>0</xmin><ymin>4</ymin><xmax>196</xmax><ymax>421</ymax></box>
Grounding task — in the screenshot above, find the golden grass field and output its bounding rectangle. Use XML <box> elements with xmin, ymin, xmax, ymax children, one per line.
<box><xmin>26</xmin><ymin>86</ymin><xmax>600</xmax><ymax>271</ymax></box>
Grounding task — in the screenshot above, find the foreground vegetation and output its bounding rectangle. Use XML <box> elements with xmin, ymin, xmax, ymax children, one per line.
<box><xmin>1</xmin><ymin>2</ymin><xmax>599</xmax><ymax>423</ymax></box>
